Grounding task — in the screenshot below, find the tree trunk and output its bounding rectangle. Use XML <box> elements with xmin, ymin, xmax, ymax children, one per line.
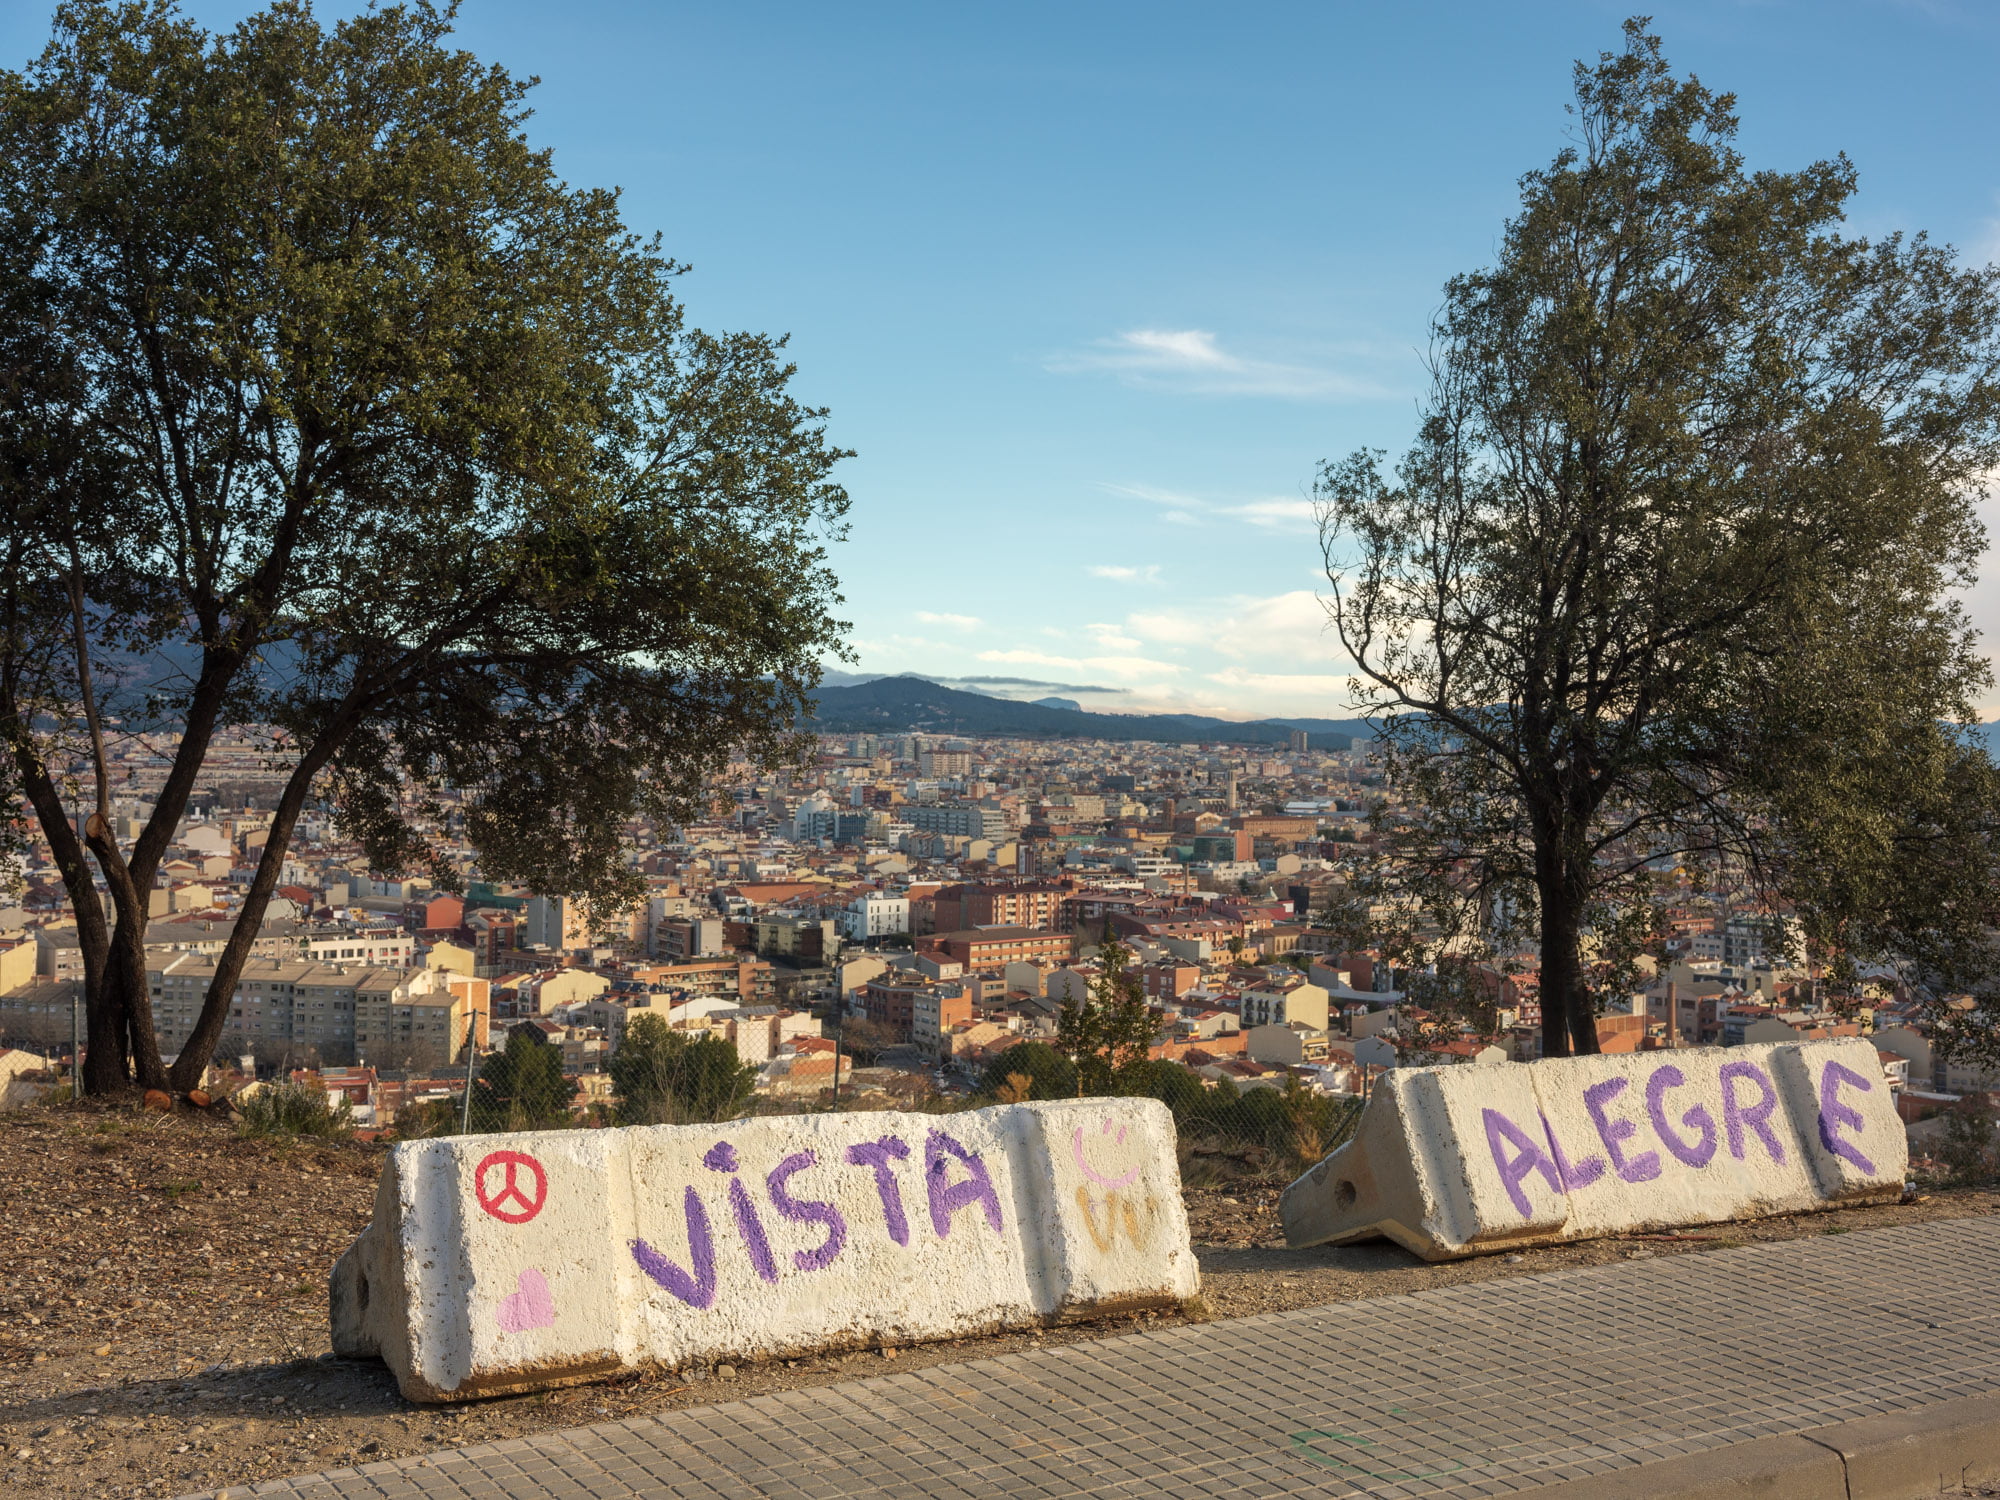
<box><xmin>167</xmin><ymin>735</ymin><xmax>340</xmax><ymax>1093</ymax></box>
<box><xmin>1567</xmin><ymin>979</ymin><xmax>1602</xmax><ymax>1057</ymax></box>
<box><xmin>84</xmin><ymin>647</ymin><xmax>251</xmax><ymax>1087</ymax></box>
<box><xmin>9</xmin><ymin>747</ymin><xmax>123</xmax><ymax>1088</ymax></box>
<box><xmin>84</xmin><ymin>816</ymin><xmax>168</xmax><ymax>1090</ymax></box>
<box><xmin>1537</xmin><ymin>881</ymin><xmax>1579</xmax><ymax>1059</ymax></box>
<box><xmin>1535</xmin><ymin>856</ymin><xmax>1601</xmax><ymax>1059</ymax></box>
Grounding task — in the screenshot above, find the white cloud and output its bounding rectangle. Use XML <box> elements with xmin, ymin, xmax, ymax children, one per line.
<box><xmin>1086</xmin><ymin>621</ymin><xmax>1144</xmax><ymax>650</ymax></box>
<box><xmin>1087</xmin><ymin>563</ymin><xmax>1162</xmax><ymax>582</ymax></box>
<box><xmin>975</xmin><ymin>648</ymin><xmax>1184</xmax><ymax>680</ymax></box>
<box><xmin>1125</xmin><ymin>590</ymin><xmax>1341</xmax><ymax>662</ymax></box>
<box><xmin>1120</xmin><ymin>328</ymin><xmax>1238</xmax><ymax>369</ymax></box>
<box><xmin>1101</xmin><ymin>482</ymin><xmax>1319</xmax><ymax>533</ymax></box>
<box><xmin>1048</xmin><ymin>328</ymin><xmax>1387</xmax><ymax>401</ymax></box>
<box><xmin>1952</xmin><ymin>467</ymin><xmax>2000</xmax><ymax>721</ymax></box>
<box><xmin>914</xmin><ymin>611</ymin><xmax>982</xmax><ymax>630</ymax></box>
<box><xmin>1222</xmin><ymin>497</ymin><xmax>1320</xmax><ymax>532</ymax></box>
<box><xmin>1125</xmin><ymin>609</ymin><xmax>1212</xmax><ymax>647</ymax></box>
<box><xmin>1205</xmin><ymin>667</ymin><xmax>1353</xmax><ymax>695</ymax></box>
<box><xmin>1102</xmin><ymin>481</ymin><xmax>1201</xmax><ymax>509</ymax></box>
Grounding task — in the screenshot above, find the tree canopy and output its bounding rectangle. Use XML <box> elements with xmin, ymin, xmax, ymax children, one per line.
<box><xmin>975</xmin><ymin>1040</ymin><xmax>1077</xmax><ymax>1102</ymax></box>
<box><xmin>466</xmin><ymin>1029</ymin><xmax>579</xmax><ymax>1134</ymax></box>
<box><xmin>609</xmin><ymin>1012</ymin><xmax>757</xmax><ymax>1125</ymax></box>
<box><xmin>0</xmin><ymin>0</ymin><xmax>849</xmax><ymax>1091</ymax></box>
<box><xmin>1054</xmin><ymin>937</ymin><xmax>1158</xmax><ymax>1095</ymax></box>
<box><xmin>1316</xmin><ymin>21</ymin><xmax>2000</xmax><ymax>1057</ymax></box>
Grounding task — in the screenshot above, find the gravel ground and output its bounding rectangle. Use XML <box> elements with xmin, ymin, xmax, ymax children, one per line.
<box><xmin>2</xmin><ymin>1100</ymin><xmax>1995</xmax><ymax>1499</ymax></box>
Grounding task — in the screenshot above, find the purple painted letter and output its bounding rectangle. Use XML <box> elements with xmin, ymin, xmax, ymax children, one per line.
<box><xmin>631</xmin><ymin>1186</ymin><xmax>718</xmax><ymax>1309</ymax></box>
<box><xmin>729</xmin><ymin>1179</ymin><xmax>779</xmax><ymax>1282</ymax></box>
<box><xmin>846</xmin><ymin>1136</ymin><xmax>913</xmax><ymax>1245</ymax></box>
<box><xmin>1718</xmin><ymin>1061</ymin><xmax>1786</xmax><ymax>1164</ymax></box>
<box><xmin>924</xmin><ymin>1129</ymin><xmax>1004</xmax><ymax>1238</ymax></box>
<box><xmin>1483</xmin><ymin>1107</ymin><xmax>1563</xmax><ymax>1218</ymax></box>
<box><xmin>1816</xmin><ymin>1061</ymin><xmax>1876</xmax><ymax>1174</ymax></box>
<box><xmin>703</xmin><ymin>1135</ymin><xmax>778</xmax><ymax>1282</ymax></box>
<box><xmin>1583</xmin><ymin>1077</ymin><xmax>1661</xmax><ymax>1183</ymax></box>
<box><xmin>1645</xmin><ymin>1065</ymin><xmax>1717</xmax><ymax>1168</ymax></box>
<box><xmin>767</xmin><ymin>1149</ymin><xmax>850</xmax><ymax>1271</ymax></box>
<box><xmin>1539</xmin><ymin>1113</ymin><xmax>1605</xmax><ymax>1189</ymax></box>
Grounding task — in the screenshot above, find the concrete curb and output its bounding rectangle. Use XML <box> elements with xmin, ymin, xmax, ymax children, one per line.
<box><xmin>1505</xmin><ymin>1437</ymin><xmax>1844</xmax><ymax>1498</ymax></box>
<box><xmin>1510</xmin><ymin>1392</ymin><xmax>2000</xmax><ymax>1498</ymax></box>
<box><xmin>1802</xmin><ymin>1391</ymin><xmax>2000</xmax><ymax>1498</ymax></box>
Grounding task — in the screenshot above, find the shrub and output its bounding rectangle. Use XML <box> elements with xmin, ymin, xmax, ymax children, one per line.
<box><xmin>235</xmin><ymin>1082</ymin><xmax>354</xmax><ymax>1140</ymax></box>
<box><xmin>1130</xmin><ymin>1063</ymin><xmax>1362</xmax><ymax>1173</ymax></box>
<box><xmin>1937</xmin><ymin>1102</ymin><xmax>1995</xmax><ymax>1185</ymax></box>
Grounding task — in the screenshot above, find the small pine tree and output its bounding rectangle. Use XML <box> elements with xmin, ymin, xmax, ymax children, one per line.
<box><xmin>1056</xmin><ymin>935</ymin><xmax>1158</xmax><ymax>1096</ymax></box>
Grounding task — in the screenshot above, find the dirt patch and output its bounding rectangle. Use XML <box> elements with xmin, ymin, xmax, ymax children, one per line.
<box><xmin>0</xmin><ymin>1101</ymin><xmax>1994</xmax><ymax>1498</ymax></box>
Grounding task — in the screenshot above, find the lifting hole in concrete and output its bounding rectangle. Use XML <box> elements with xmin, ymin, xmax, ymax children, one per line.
<box><xmin>1334</xmin><ymin>1181</ymin><xmax>1357</xmax><ymax>1210</ymax></box>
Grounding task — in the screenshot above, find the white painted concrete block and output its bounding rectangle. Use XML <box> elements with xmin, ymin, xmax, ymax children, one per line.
<box><xmin>1281</xmin><ymin>1039</ymin><xmax>1906</xmax><ymax>1260</ymax></box>
<box><xmin>331</xmin><ymin>1098</ymin><xmax>1197</xmax><ymax>1401</ymax></box>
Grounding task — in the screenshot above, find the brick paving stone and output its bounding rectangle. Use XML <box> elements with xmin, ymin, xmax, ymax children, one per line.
<box><xmin>185</xmin><ymin>1217</ymin><xmax>2000</xmax><ymax>1500</ymax></box>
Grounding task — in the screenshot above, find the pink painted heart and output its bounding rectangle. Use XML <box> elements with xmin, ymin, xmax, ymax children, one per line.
<box><xmin>496</xmin><ymin>1267</ymin><xmax>555</xmax><ymax>1333</ymax></box>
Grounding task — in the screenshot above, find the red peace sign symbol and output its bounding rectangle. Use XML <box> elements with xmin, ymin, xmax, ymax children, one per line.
<box><xmin>473</xmin><ymin>1150</ymin><xmax>548</xmax><ymax>1225</ymax></box>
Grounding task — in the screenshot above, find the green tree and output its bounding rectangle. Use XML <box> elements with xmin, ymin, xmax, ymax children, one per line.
<box><xmin>975</xmin><ymin>1040</ymin><xmax>1077</xmax><ymax>1102</ymax></box>
<box><xmin>465</xmin><ymin>1030</ymin><xmax>579</xmax><ymax>1133</ymax></box>
<box><xmin>609</xmin><ymin>1012</ymin><xmax>756</xmax><ymax>1125</ymax></box>
<box><xmin>1316</xmin><ymin>21</ymin><xmax>2000</xmax><ymax>1058</ymax></box>
<box><xmin>0</xmin><ymin>0</ymin><xmax>850</xmax><ymax>1092</ymax></box>
<box><xmin>1055</xmin><ymin>938</ymin><xmax>1159</xmax><ymax>1096</ymax></box>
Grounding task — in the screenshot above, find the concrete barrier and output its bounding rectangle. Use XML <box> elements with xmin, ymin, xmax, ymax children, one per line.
<box><xmin>1281</xmin><ymin>1038</ymin><xmax>1906</xmax><ymax>1260</ymax></box>
<box><xmin>331</xmin><ymin>1098</ymin><xmax>1197</xmax><ymax>1402</ymax></box>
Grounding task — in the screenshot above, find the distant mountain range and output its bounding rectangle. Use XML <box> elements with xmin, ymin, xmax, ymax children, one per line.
<box><xmin>806</xmin><ymin>675</ymin><xmax>1374</xmax><ymax>749</ymax></box>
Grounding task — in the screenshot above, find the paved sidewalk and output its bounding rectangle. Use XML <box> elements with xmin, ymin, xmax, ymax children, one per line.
<box><xmin>198</xmin><ymin>1216</ymin><xmax>2000</xmax><ymax>1499</ymax></box>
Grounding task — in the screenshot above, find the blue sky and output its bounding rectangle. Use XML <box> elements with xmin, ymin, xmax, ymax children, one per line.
<box><xmin>7</xmin><ymin>1</ymin><xmax>2000</xmax><ymax>719</ymax></box>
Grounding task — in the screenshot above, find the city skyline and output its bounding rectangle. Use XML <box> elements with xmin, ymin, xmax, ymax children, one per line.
<box><xmin>8</xmin><ymin>1</ymin><xmax>1998</xmax><ymax>718</ymax></box>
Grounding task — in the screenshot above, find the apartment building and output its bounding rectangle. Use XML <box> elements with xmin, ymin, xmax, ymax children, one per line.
<box><xmin>902</xmin><ymin>802</ymin><xmax>1008</xmax><ymax>842</ymax></box>
<box><xmin>929</xmin><ymin>882</ymin><xmax>1064</xmax><ymax>933</ymax></box>
<box><xmin>910</xmin><ymin>982</ymin><xmax>975</xmax><ymax>1059</ymax></box>
<box><xmin>917</xmin><ymin>749</ymin><xmax>973</xmax><ymax>778</ymax></box>
<box><xmin>298</xmin><ymin>924</ymin><xmax>415</xmax><ymax>967</ymax></box>
<box><xmin>147</xmin><ymin>956</ymin><xmax>486</xmax><ymax>1060</ymax></box>
<box><xmin>523</xmin><ymin>894</ymin><xmax>592</xmax><ymax>951</ymax></box>
<box><xmin>838</xmin><ymin>893</ymin><xmax>909</xmax><ymax>941</ymax></box>
<box><xmin>927</xmin><ymin>926</ymin><xmax>1075</xmax><ymax>972</ymax></box>
<box><xmin>754</xmin><ymin>912</ymin><xmax>838</xmax><ymax>961</ymax></box>
<box><xmin>653</xmin><ymin>917</ymin><xmax>725</xmax><ymax>962</ymax></box>
<box><xmin>1238</xmin><ymin>979</ymin><xmax>1330</xmax><ymax>1031</ymax></box>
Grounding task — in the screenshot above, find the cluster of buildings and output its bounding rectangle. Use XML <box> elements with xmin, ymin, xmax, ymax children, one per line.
<box><xmin>0</xmin><ymin>722</ymin><xmax>1977</xmax><ymax>1127</ymax></box>
<box><xmin>0</xmin><ymin>728</ymin><xmax>1375</xmax><ymax>1118</ymax></box>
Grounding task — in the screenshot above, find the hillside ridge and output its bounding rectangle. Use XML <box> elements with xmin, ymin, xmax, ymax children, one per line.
<box><xmin>807</xmin><ymin>676</ymin><xmax>1372</xmax><ymax>748</ymax></box>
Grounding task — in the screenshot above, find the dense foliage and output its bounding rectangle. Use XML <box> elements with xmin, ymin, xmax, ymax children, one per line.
<box><xmin>1317</xmin><ymin>22</ymin><xmax>2000</xmax><ymax>1056</ymax></box>
<box><xmin>609</xmin><ymin>1012</ymin><xmax>758</xmax><ymax>1126</ymax></box>
<box><xmin>1054</xmin><ymin>937</ymin><xmax>1158</xmax><ymax>1095</ymax></box>
<box><xmin>976</xmin><ymin>1042</ymin><xmax>1360</xmax><ymax>1171</ymax></box>
<box><xmin>465</xmin><ymin>1031</ymin><xmax>580</xmax><ymax>1134</ymax></box>
<box><xmin>0</xmin><ymin>0</ymin><xmax>849</xmax><ymax>1091</ymax></box>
